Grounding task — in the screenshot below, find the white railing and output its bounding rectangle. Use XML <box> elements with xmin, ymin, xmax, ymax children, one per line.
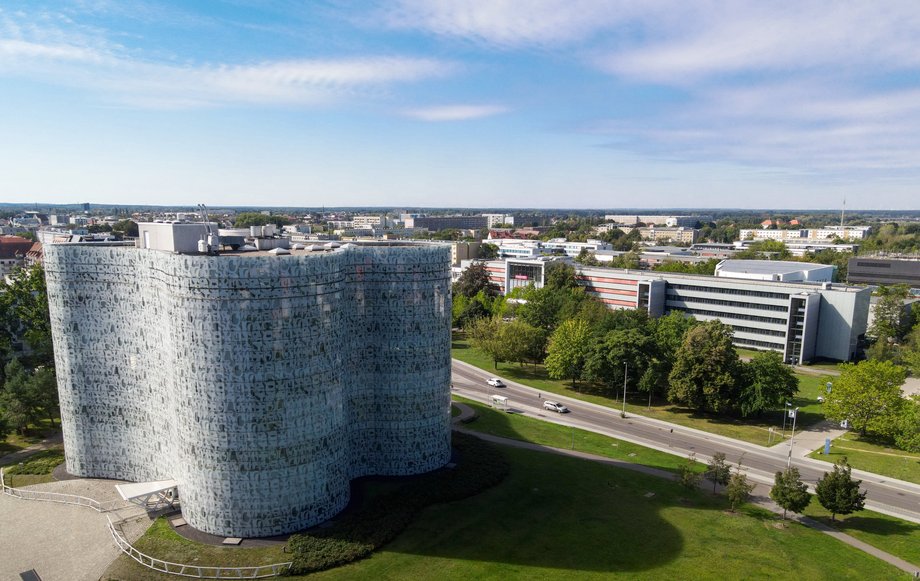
<box><xmin>0</xmin><ymin>467</ymin><xmax>121</xmax><ymax>512</ymax></box>
<box><xmin>107</xmin><ymin>516</ymin><xmax>293</xmax><ymax>579</ymax></box>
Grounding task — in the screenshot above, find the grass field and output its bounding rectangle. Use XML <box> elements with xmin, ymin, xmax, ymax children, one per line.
<box><xmin>104</xmin><ymin>446</ymin><xmax>906</xmax><ymax>581</ymax></box>
<box><xmin>453</xmin><ymin>334</ymin><xmax>832</xmax><ymax>447</ymax></box>
<box><xmin>1</xmin><ymin>448</ymin><xmax>65</xmax><ymax>486</ymax></box>
<box><xmin>808</xmin><ymin>434</ymin><xmax>920</xmax><ymax>485</ymax></box>
<box><xmin>803</xmin><ymin>504</ymin><xmax>920</xmax><ymax>567</ymax></box>
<box><xmin>0</xmin><ymin>417</ymin><xmax>60</xmax><ymax>456</ymax></box>
<box><xmin>459</xmin><ymin>398</ymin><xmax>920</xmax><ymax>569</ymax></box>
<box><xmin>454</xmin><ymin>397</ymin><xmax>703</xmax><ymax>475</ymax></box>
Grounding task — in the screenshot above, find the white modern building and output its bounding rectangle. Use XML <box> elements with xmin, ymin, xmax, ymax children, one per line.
<box><xmin>481</xmin><ymin>258</ymin><xmax>869</xmax><ymax>363</ymax></box>
<box><xmin>44</xmin><ymin>229</ymin><xmax>452</xmax><ymax>538</ymax></box>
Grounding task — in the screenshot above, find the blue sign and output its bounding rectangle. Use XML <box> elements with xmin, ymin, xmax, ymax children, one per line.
<box><xmin>824</xmin><ymin>438</ymin><xmax>831</xmax><ymax>455</ymax></box>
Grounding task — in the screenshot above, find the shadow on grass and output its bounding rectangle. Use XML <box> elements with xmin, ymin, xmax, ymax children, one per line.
<box><xmin>392</xmin><ymin>402</ymin><xmax>770</xmax><ymax>575</ymax></box>
<box><xmin>824</xmin><ymin>515</ymin><xmax>919</xmax><ymax>537</ymax></box>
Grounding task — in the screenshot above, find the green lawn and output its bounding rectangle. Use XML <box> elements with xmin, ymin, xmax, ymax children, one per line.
<box><xmin>457</xmin><ymin>397</ymin><xmax>920</xmax><ymax>570</ymax></box>
<box><xmin>803</xmin><ymin>504</ymin><xmax>920</xmax><ymax>567</ymax></box>
<box><xmin>453</xmin><ymin>397</ymin><xmax>703</xmax><ymax>475</ymax></box>
<box><xmin>808</xmin><ymin>434</ymin><xmax>920</xmax><ymax>485</ymax></box>
<box><xmin>104</xmin><ymin>446</ymin><xmax>906</xmax><ymax>581</ymax></box>
<box><xmin>0</xmin><ymin>418</ymin><xmax>60</xmax><ymax>457</ymax></box>
<box><xmin>453</xmin><ymin>334</ymin><xmax>831</xmax><ymax>447</ymax></box>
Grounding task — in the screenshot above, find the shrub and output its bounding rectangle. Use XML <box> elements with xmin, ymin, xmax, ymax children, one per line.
<box><xmin>287</xmin><ymin>432</ymin><xmax>508</xmax><ymax>575</ymax></box>
<box><xmin>4</xmin><ymin>450</ymin><xmax>65</xmax><ymax>475</ymax></box>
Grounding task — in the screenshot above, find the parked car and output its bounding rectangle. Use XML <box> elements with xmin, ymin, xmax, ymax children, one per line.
<box><xmin>486</xmin><ymin>378</ymin><xmax>505</xmax><ymax>387</ymax></box>
<box><xmin>543</xmin><ymin>401</ymin><xmax>569</xmax><ymax>413</ymax></box>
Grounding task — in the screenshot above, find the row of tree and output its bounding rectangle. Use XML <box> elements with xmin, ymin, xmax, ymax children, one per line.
<box><xmin>455</xmin><ymin>261</ymin><xmax>800</xmax><ymax>419</ymax></box>
<box><xmin>0</xmin><ymin>265</ymin><xmax>58</xmax><ymax>439</ymax></box>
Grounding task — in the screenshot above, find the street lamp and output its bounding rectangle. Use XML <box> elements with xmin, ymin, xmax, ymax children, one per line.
<box><xmin>781</xmin><ymin>401</ymin><xmax>791</xmax><ymax>439</ymax></box>
<box><xmin>786</xmin><ymin>407</ymin><xmax>800</xmax><ymax>468</ymax></box>
<box><xmin>621</xmin><ymin>363</ymin><xmax>628</xmax><ymax>418</ymax></box>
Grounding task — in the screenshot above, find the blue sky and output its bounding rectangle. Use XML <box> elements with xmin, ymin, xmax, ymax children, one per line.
<box><xmin>1</xmin><ymin>1</ymin><xmax>919</xmax><ymax>209</ymax></box>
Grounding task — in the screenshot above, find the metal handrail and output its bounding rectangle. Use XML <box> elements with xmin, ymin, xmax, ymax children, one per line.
<box><xmin>0</xmin><ymin>467</ymin><xmax>121</xmax><ymax>512</ymax></box>
<box><xmin>107</xmin><ymin>516</ymin><xmax>293</xmax><ymax>579</ymax></box>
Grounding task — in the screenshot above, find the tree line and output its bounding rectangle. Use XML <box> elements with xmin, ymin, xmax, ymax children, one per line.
<box><xmin>453</xmin><ymin>261</ymin><xmax>799</xmax><ymax>419</ymax></box>
<box><xmin>0</xmin><ymin>265</ymin><xmax>58</xmax><ymax>439</ymax></box>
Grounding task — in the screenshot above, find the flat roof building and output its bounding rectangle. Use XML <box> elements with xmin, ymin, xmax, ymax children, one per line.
<box><xmin>481</xmin><ymin>258</ymin><xmax>869</xmax><ymax>363</ymax></box>
<box><xmin>848</xmin><ymin>256</ymin><xmax>920</xmax><ymax>289</ymax></box>
<box><xmin>715</xmin><ymin>260</ymin><xmax>835</xmax><ymax>283</ymax></box>
<box><xmin>44</xmin><ymin>239</ymin><xmax>452</xmax><ymax>538</ymax></box>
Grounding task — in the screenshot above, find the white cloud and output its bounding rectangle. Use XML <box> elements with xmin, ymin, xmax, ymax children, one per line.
<box><xmin>379</xmin><ymin>0</ymin><xmax>655</xmax><ymax>48</ymax></box>
<box><xmin>403</xmin><ymin>104</ymin><xmax>508</xmax><ymax>121</ymax></box>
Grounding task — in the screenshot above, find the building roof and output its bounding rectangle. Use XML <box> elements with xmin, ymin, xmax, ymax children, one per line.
<box><xmin>0</xmin><ymin>235</ymin><xmax>34</xmax><ymax>259</ymax></box>
<box><xmin>717</xmin><ymin>260</ymin><xmax>832</xmax><ymax>276</ymax></box>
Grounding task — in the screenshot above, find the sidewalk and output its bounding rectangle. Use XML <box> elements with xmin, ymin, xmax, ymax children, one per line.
<box><xmin>451</xmin><ymin>403</ymin><xmax>919</xmax><ymax>577</ymax></box>
<box><xmin>0</xmin><ymin>430</ymin><xmax>63</xmax><ymax>467</ymax></box>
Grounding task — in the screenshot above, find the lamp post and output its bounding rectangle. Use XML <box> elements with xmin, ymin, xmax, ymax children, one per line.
<box><xmin>781</xmin><ymin>401</ymin><xmax>791</xmax><ymax>439</ymax></box>
<box><xmin>621</xmin><ymin>363</ymin><xmax>628</xmax><ymax>418</ymax></box>
<box><xmin>787</xmin><ymin>407</ymin><xmax>800</xmax><ymax>468</ymax></box>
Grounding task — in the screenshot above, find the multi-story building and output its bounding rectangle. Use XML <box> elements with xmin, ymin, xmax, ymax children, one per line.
<box><xmin>808</xmin><ymin>226</ymin><xmax>871</xmax><ymax>240</ymax></box>
<box><xmin>481</xmin><ymin>258</ymin><xmax>869</xmax><ymax>363</ymax></box>
<box><xmin>0</xmin><ymin>235</ymin><xmax>34</xmax><ymax>277</ymax></box>
<box><xmin>44</xmin><ymin>229</ymin><xmax>452</xmax><ymax>538</ymax></box>
<box><xmin>739</xmin><ymin>229</ymin><xmax>809</xmax><ymax>241</ymax></box>
<box><xmin>638</xmin><ymin>227</ymin><xmax>699</xmax><ymax>244</ymax></box>
<box><xmin>352</xmin><ymin>215</ymin><xmax>384</xmax><ymax>229</ymax></box>
<box><xmin>604</xmin><ymin>215</ymin><xmax>711</xmax><ymax>227</ymax></box>
<box><xmin>848</xmin><ymin>256</ymin><xmax>920</xmax><ymax>289</ymax></box>
<box><xmin>715</xmin><ymin>260</ymin><xmax>835</xmax><ymax>283</ymax></box>
<box><xmin>403</xmin><ymin>215</ymin><xmax>489</xmax><ymax>231</ymax></box>
<box><xmin>482</xmin><ymin>213</ymin><xmax>514</xmax><ymax>228</ymax></box>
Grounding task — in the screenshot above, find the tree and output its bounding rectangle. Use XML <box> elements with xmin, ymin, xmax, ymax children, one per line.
<box><xmin>770</xmin><ymin>467</ymin><xmax>811</xmax><ymax>519</ymax></box>
<box><xmin>30</xmin><ymin>366</ymin><xmax>59</xmax><ymax>427</ymax></box>
<box><xmin>815</xmin><ymin>458</ymin><xmax>866</xmax><ymax>521</ymax></box>
<box><xmin>544</xmin><ymin>262</ymin><xmax>579</xmax><ymax>290</ymax></box>
<box><xmin>870</xmin><ymin>285</ymin><xmax>911</xmax><ymax>341</ymax></box>
<box><xmin>452</xmin><ymin>262</ymin><xmax>495</xmax><ymax>298</ymax></box>
<box><xmin>892</xmin><ymin>395</ymin><xmax>920</xmax><ymax>453</ymax></box>
<box><xmin>574</xmin><ymin>248</ymin><xmax>599</xmax><ymax>266</ymax></box>
<box><xmin>0</xmin><ymin>264</ymin><xmax>54</xmax><ymax>369</ymax></box>
<box><xmin>479</xmin><ymin>243</ymin><xmax>499</xmax><ymax>260</ymax></box>
<box><xmin>739</xmin><ymin>351</ymin><xmax>799</xmax><ymax>417</ymax></box>
<box><xmin>583</xmin><ymin>328</ymin><xmax>656</xmax><ymax>398</ymax></box>
<box><xmin>0</xmin><ymin>359</ymin><xmax>41</xmax><ymax>435</ymax></box>
<box><xmin>234</xmin><ymin>212</ymin><xmax>292</xmax><ymax>229</ymax></box>
<box><xmin>467</xmin><ymin>317</ymin><xmax>509</xmax><ymax>369</ymax></box>
<box><xmin>824</xmin><ymin>360</ymin><xmax>907</xmax><ymax>436</ymax></box>
<box><xmin>705</xmin><ymin>452</ymin><xmax>731</xmax><ymax>494</ymax></box>
<box><xmin>500</xmin><ymin>320</ymin><xmax>546</xmax><ymax>367</ymax></box>
<box><xmin>668</xmin><ymin>321</ymin><xmax>742</xmax><ymax>413</ymax></box>
<box><xmin>112</xmin><ymin>219</ymin><xmax>139</xmax><ymax>237</ymax></box>
<box><xmin>545</xmin><ymin>319</ymin><xmax>592</xmax><ymax>386</ymax></box>
<box><xmin>679</xmin><ymin>453</ymin><xmax>702</xmax><ymax>490</ymax></box>
<box><xmin>726</xmin><ymin>470</ymin><xmax>754</xmax><ymax>512</ymax></box>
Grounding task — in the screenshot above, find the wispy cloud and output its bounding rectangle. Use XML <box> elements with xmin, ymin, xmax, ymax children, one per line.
<box><xmin>0</xmin><ymin>8</ymin><xmax>457</xmax><ymax>108</ymax></box>
<box><xmin>402</xmin><ymin>104</ymin><xmax>508</xmax><ymax>121</ymax></box>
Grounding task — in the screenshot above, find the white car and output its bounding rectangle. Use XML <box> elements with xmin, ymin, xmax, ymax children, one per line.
<box><xmin>543</xmin><ymin>401</ymin><xmax>569</xmax><ymax>413</ymax></box>
<box><xmin>486</xmin><ymin>378</ymin><xmax>505</xmax><ymax>388</ymax></box>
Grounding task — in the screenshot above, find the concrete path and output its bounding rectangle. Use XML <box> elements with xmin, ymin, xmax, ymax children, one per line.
<box><xmin>451</xmin><ymin>401</ymin><xmax>920</xmax><ymax>576</ymax></box>
<box><xmin>0</xmin><ymin>477</ymin><xmax>153</xmax><ymax>581</ymax></box>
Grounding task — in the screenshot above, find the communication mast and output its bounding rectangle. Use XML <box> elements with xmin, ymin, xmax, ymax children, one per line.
<box><xmin>197</xmin><ymin>203</ymin><xmax>219</xmax><ymax>255</ymax></box>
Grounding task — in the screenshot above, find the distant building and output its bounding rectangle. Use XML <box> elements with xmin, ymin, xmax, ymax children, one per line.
<box><xmin>352</xmin><ymin>215</ymin><xmax>384</xmax><ymax>229</ymax></box>
<box><xmin>638</xmin><ymin>227</ymin><xmax>699</xmax><ymax>244</ymax></box>
<box><xmin>848</xmin><ymin>257</ymin><xmax>920</xmax><ymax>289</ymax></box>
<box><xmin>0</xmin><ymin>235</ymin><xmax>34</xmax><ymax>277</ymax></box>
<box><xmin>478</xmin><ymin>257</ymin><xmax>868</xmax><ymax>362</ymax></box>
<box><xmin>604</xmin><ymin>214</ymin><xmax>711</xmax><ymax>227</ymax></box>
<box><xmin>403</xmin><ymin>216</ymin><xmax>488</xmax><ymax>231</ymax></box>
<box><xmin>740</xmin><ymin>229</ymin><xmax>808</xmax><ymax>241</ymax></box>
<box><xmin>482</xmin><ymin>214</ymin><xmax>514</xmax><ymax>228</ymax></box>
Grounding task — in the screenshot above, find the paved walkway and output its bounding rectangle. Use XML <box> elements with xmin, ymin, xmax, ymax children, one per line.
<box><xmin>0</xmin><ymin>429</ymin><xmax>63</xmax><ymax>466</ymax></box>
<box><xmin>451</xmin><ymin>402</ymin><xmax>920</xmax><ymax>576</ymax></box>
<box><xmin>0</xmin><ymin>476</ymin><xmax>153</xmax><ymax>581</ymax></box>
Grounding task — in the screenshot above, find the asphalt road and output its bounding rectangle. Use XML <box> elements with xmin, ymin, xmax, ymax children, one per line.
<box><xmin>451</xmin><ymin>359</ymin><xmax>920</xmax><ymax>524</ymax></box>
